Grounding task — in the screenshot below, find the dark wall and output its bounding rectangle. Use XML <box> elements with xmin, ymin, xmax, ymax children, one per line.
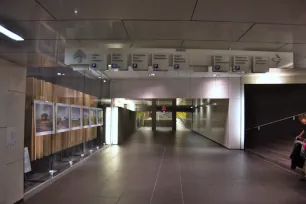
<box><xmin>245</xmin><ymin>84</ymin><xmax>306</xmax><ymax>148</ymax></box>
<box><xmin>118</xmin><ymin>108</ymin><xmax>136</xmax><ymax>144</ymax></box>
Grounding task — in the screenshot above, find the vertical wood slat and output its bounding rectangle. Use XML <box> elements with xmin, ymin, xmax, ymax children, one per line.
<box><xmin>26</xmin><ymin>77</ymin><xmax>98</xmax><ymax>161</ymax></box>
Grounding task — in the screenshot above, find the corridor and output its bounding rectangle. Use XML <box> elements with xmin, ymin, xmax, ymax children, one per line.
<box><xmin>25</xmin><ymin>129</ymin><xmax>306</xmax><ymax>204</ymax></box>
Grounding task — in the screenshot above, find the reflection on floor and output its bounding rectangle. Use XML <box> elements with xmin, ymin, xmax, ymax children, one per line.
<box><xmin>25</xmin><ymin>128</ymin><xmax>306</xmax><ymax>204</ymax></box>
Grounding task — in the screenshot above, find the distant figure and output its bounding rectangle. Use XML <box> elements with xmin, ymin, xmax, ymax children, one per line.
<box><xmin>296</xmin><ymin>114</ymin><xmax>306</xmax><ymax>181</ymax></box>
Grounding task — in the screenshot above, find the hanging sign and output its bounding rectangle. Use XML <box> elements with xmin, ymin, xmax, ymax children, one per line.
<box><xmin>65</xmin><ymin>48</ymin><xmax>107</xmax><ymax>71</ymax></box>
<box><xmin>153</xmin><ymin>54</ymin><xmax>169</xmax><ymax>70</ymax></box>
<box><xmin>132</xmin><ymin>53</ymin><xmax>149</xmax><ymax>70</ymax></box>
<box><xmin>173</xmin><ymin>53</ymin><xmax>188</xmax><ymax>70</ymax></box>
<box><xmin>213</xmin><ymin>56</ymin><xmax>230</xmax><ymax>72</ymax></box>
<box><xmin>111</xmin><ymin>53</ymin><xmax>127</xmax><ymax>70</ymax></box>
<box><xmin>233</xmin><ymin>56</ymin><xmax>250</xmax><ymax>72</ymax></box>
<box><xmin>253</xmin><ymin>56</ymin><xmax>269</xmax><ymax>73</ymax></box>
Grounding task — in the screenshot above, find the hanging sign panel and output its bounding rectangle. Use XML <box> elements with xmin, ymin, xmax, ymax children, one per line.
<box><xmin>253</xmin><ymin>56</ymin><xmax>269</xmax><ymax>73</ymax></box>
<box><xmin>65</xmin><ymin>48</ymin><xmax>107</xmax><ymax>71</ymax></box>
<box><xmin>213</xmin><ymin>56</ymin><xmax>230</xmax><ymax>72</ymax></box>
<box><xmin>233</xmin><ymin>56</ymin><xmax>250</xmax><ymax>72</ymax></box>
<box><xmin>111</xmin><ymin>53</ymin><xmax>127</xmax><ymax>70</ymax></box>
<box><xmin>132</xmin><ymin>53</ymin><xmax>148</xmax><ymax>70</ymax></box>
<box><xmin>173</xmin><ymin>53</ymin><xmax>188</xmax><ymax>70</ymax></box>
<box><xmin>152</xmin><ymin>54</ymin><xmax>169</xmax><ymax>70</ymax></box>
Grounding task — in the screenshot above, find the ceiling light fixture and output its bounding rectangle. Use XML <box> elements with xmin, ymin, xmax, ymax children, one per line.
<box><xmin>57</xmin><ymin>73</ymin><xmax>62</xmax><ymax>76</ymax></box>
<box><xmin>98</xmin><ymin>76</ymin><xmax>102</xmax><ymax>79</ymax></box>
<box><xmin>149</xmin><ymin>73</ymin><xmax>155</xmax><ymax>77</ymax></box>
<box><xmin>74</xmin><ymin>9</ymin><xmax>78</xmax><ymax>14</ymax></box>
<box><xmin>213</xmin><ymin>103</ymin><xmax>217</xmax><ymax>106</ymax></box>
<box><xmin>0</xmin><ymin>25</ymin><xmax>24</xmax><ymax>41</ymax></box>
<box><xmin>103</xmin><ymin>80</ymin><xmax>106</xmax><ymax>83</ymax></box>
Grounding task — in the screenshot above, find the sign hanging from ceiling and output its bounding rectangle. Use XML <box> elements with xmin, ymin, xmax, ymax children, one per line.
<box><xmin>253</xmin><ymin>56</ymin><xmax>269</xmax><ymax>73</ymax></box>
<box><xmin>132</xmin><ymin>53</ymin><xmax>149</xmax><ymax>70</ymax></box>
<box><xmin>65</xmin><ymin>48</ymin><xmax>107</xmax><ymax>71</ymax></box>
<box><xmin>153</xmin><ymin>54</ymin><xmax>169</xmax><ymax>70</ymax></box>
<box><xmin>111</xmin><ymin>53</ymin><xmax>128</xmax><ymax>70</ymax></box>
<box><xmin>213</xmin><ymin>56</ymin><xmax>230</xmax><ymax>72</ymax></box>
<box><xmin>233</xmin><ymin>56</ymin><xmax>250</xmax><ymax>72</ymax></box>
<box><xmin>173</xmin><ymin>53</ymin><xmax>188</xmax><ymax>70</ymax></box>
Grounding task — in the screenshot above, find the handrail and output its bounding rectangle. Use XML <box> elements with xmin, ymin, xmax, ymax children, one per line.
<box><xmin>246</xmin><ymin>111</ymin><xmax>306</xmax><ymax>131</ymax></box>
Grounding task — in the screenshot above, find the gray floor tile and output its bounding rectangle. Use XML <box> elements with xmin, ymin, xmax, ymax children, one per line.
<box><xmin>25</xmin><ymin>128</ymin><xmax>306</xmax><ymax>204</ymax></box>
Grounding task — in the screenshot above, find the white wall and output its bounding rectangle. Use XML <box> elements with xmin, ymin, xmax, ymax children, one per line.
<box><xmin>110</xmin><ymin>77</ymin><xmax>244</xmax><ymax>149</ymax></box>
<box><xmin>0</xmin><ymin>59</ymin><xmax>26</xmax><ymax>204</ymax></box>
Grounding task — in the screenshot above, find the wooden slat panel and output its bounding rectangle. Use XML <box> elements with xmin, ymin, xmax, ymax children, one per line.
<box><xmin>26</xmin><ymin>77</ymin><xmax>100</xmax><ymax>160</ymax></box>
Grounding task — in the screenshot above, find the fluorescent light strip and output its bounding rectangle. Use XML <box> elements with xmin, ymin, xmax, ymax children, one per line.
<box><xmin>0</xmin><ymin>25</ymin><xmax>24</xmax><ymax>41</ymax></box>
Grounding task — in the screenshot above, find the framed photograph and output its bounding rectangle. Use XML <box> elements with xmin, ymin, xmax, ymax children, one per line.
<box><xmin>34</xmin><ymin>100</ymin><xmax>54</xmax><ymax>136</ymax></box>
<box><xmin>90</xmin><ymin>108</ymin><xmax>98</xmax><ymax>126</ymax></box>
<box><xmin>83</xmin><ymin>107</ymin><xmax>90</xmax><ymax>128</ymax></box>
<box><xmin>97</xmin><ymin>108</ymin><xmax>103</xmax><ymax>126</ymax></box>
<box><xmin>56</xmin><ymin>103</ymin><xmax>70</xmax><ymax>133</ymax></box>
<box><xmin>70</xmin><ymin>105</ymin><xmax>82</xmax><ymax>130</ymax></box>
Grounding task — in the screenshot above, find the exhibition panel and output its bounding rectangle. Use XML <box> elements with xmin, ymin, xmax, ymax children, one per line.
<box><xmin>24</xmin><ymin>77</ymin><xmax>105</xmax><ymax>192</ymax></box>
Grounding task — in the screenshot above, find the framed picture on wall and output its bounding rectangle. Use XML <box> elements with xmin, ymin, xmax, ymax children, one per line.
<box><xmin>34</xmin><ymin>100</ymin><xmax>55</xmax><ymax>136</ymax></box>
<box><xmin>83</xmin><ymin>107</ymin><xmax>90</xmax><ymax>128</ymax></box>
<box><xmin>70</xmin><ymin>105</ymin><xmax>82</xmax><ymax>130</ymax></box>
<box><xmin>56</xmin><ymin>103</ymin><xmax>71</xmax><ymax>133</ymax></box>
<box><xmin>90</xmin><ymin>108</ymin><xmax>98</xmax><ymax>126</ymax></box>
<box><xmin>97</xmin><ymin>108</ymin><xmax>103</xmax><ymax>126</ymax></box>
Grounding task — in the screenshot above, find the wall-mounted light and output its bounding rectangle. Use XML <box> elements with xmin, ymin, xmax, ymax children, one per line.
<box><xmin>0</xmin><ymin>25</ymin><xmax>24</xmax><ymax>41</ymax></box>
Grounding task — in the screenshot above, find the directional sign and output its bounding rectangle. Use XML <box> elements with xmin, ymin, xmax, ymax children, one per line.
<box><xmin>111</xmin><ymin>53</ymin><xmax>128</xmax><ymax>70</ymax></box>
<box><xmin>153</xmin><ymin>54</ymin><xmax>169</xmax><ymax>70</ymax></box>
<box><xmin>253</xmin><ymin>56</ymin><xmax>269</xmax><ymax>73</ymax></box>
<box><xmin>233</xmin><ymin>56</ymin><xmax>250</xmax><ymax>72</ymax></box>
<box><xmin>132</xmin><ymin>53</ymin><xmax>148</xmax><ymax>70</ymax></box>
<box><xmin>173</xmin><ymin>53</ymin><xmax>188</xmax><ymax>70</ymax></box>
<box><xmin>213</xmin><ymin>56</ymin><xmax>230</xmax><ymax>72</ymax></box>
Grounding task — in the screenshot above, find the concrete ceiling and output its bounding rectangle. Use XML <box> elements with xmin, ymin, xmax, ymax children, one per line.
<box><xmin>0</xmin><ymin>0</ymin><xmax>305</xmax><ymax>66</ymax></box>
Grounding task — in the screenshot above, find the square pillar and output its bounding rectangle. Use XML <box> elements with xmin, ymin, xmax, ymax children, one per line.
<box><xmin>152</xmin><ymin>99</ymin><xmax>156</xmax><ymax>131</ymax></box>
<box><xmin>172</xmin><ymin>99</ymin><xmax>176</xmax><ymax>131</ymax></box>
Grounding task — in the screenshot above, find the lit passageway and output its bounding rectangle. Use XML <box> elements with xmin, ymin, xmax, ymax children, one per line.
<box><xmin>25</xmin><ymin>129</ymin><xmax>306</xmax><ymax>204</ymax></box>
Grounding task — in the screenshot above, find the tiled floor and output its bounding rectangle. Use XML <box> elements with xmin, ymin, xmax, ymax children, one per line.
<box><xmin>25</xmin><ymin>128</ymin><xmax>306</xmax><ymax>204</ymax></box>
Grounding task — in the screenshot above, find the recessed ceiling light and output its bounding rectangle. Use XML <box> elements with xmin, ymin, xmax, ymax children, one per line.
<box><xmin>98</xmin><ymin>76</ymin><xmax>102</xmax><ymax>79</ymax></box>
<box><xmin>0</xmin><ymin>25</ymin><xmax>24</xmax><ymax>41</ymax></box>
<box><xmin>62</xmin><ymin>73</ymin><xmax>65</xmax><ymax>76</ymax></box>
<box><xmin>103</xmin><ymin>80</ymin><xmax>106</xmax><ymax>83</ymax></box>
<box><xmin>57</xmin><ymin>73</ymin><xmax>61</xmax><ymax>76</ymax></box>
<box><xmin>74</xmin><ymin>9</ymin><xmax>78</xmax><ymax>14</ymax></box>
